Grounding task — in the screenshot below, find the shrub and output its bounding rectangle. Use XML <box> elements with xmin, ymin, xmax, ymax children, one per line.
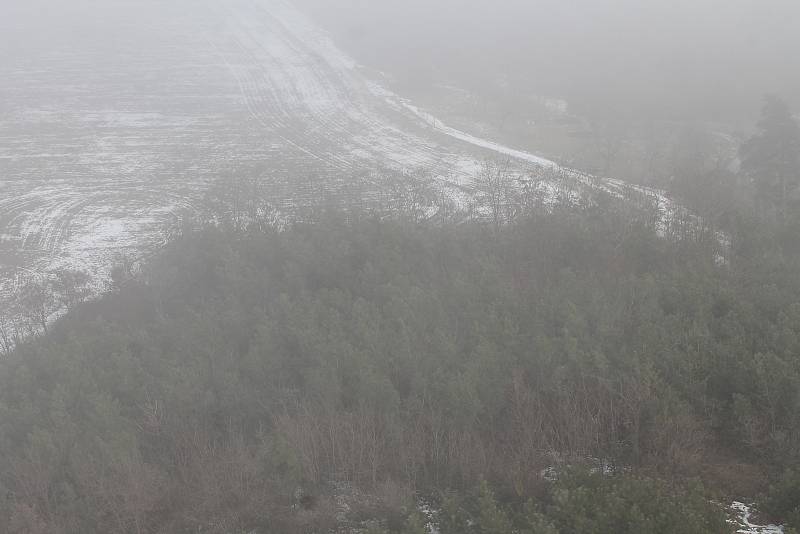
<box><xmin>544</xmin><ymin>470</ymin><xmax>728</xmax><ymax>534</ymax></box>
<box><xmin>761</xmin><ymin>469</ymin><xmax>800</xmax><ymax>528</ymax></box>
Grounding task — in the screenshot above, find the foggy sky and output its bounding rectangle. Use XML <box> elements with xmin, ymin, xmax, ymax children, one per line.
<box><xmin>300</xmin><ymin>0</ymin><xmax>800</xmax><ymax>122</ymax></box>
<box><xmin>2</xmin><ymin>0</ymin><xmax>799</xmax><ymax>124</ymax></box>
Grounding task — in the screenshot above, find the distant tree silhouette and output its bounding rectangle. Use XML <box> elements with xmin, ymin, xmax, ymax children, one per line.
<box><xmin>740</xmin><ymin>95</ymin><xmax>800</xmax><ymax>220</ymax></box>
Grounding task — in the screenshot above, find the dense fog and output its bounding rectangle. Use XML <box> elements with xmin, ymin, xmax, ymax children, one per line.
<box><xmin>1</xmin><ymin>1</ymin><xmax>800</xmax><ymax>532</ymax></box>
<box><xmin>4</xmin><ymin>0</ymin><xmax>799</xmax><ymax>121</ymax></box>
<box><xmin>301</xmin><ymin>0</ymin><xmax>800</xmax><ymax>122</ymax></box>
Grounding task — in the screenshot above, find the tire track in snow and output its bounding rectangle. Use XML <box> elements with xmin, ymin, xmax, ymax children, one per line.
<box><xmin>0</xmin><ymin>0</ymin><xmax>700</xmax><ymax>333</ymax></box>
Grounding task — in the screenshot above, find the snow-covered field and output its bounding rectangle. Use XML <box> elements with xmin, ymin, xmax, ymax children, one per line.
<box><xmin>0</xmin><ymin>0</ymin><xmax>683</xmax><ymax>332</ymax></box>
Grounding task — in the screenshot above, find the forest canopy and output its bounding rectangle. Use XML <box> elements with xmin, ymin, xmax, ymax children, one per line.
<box><xmin>2</xmin><ymin>202</ymin><xmax>800</xmax><ymax>532</ymax></box>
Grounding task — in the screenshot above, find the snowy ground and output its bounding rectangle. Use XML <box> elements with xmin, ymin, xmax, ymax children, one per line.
<box><xmin>729</xmin><ymin>502</ymin><xmax>785</xmax><ymax>534</ymax></box>
<box><xmin>0</xmin><ymin>0</ymin><xmax>688</xmax><ymax>332</ymax></box>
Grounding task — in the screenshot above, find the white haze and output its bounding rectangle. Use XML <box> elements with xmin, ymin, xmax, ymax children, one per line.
<box><xmin>299</xmin><ymin>0</ymin><xmax>800</xmax><ymax>122</ymax></box>
<box><xmin>2</xmin><ymin>0</ymin><xmax>798</xmax><ymax>122</ymax></box>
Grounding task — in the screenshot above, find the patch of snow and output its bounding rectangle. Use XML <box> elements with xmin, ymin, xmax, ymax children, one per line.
<box><xmin>729</xmin><ymin>502</ymin><xmax>785</xmax><ymax>534</ymax></box>
<box><xmin>0</xmin><ymin>0</ymin><xmax>720</xmax><ymax>336</ymax></box>
<box><xmin>418</xmin><ymin>500</ymin><xmax>440</xmax><ymax>534</ymax></box>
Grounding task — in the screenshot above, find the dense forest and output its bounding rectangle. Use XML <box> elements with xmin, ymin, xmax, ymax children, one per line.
<box><xmin>1</xmin><ymin>99</ymin><xmax>799</xmax><ymax>533</ymax></box>
<box><xmin>2</xmin><ymin>202</ymin><xmax>800</xmax><ymax>532</ymax></box>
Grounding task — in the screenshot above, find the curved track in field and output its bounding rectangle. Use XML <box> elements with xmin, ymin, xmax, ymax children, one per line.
<box><xmin>0</xmin><ymin>0</ymin><xmax>682</xmax><ymax>332</ymax></box>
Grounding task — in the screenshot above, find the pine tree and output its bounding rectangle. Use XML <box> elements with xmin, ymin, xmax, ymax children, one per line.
<box><xmin>740</xmin><ymin>95</ymin><xmax>800</xmax><ymax>220</ymax></box>
<box><xmin>477</xmin><ymin>480</ymin><xmax>513</xmax><ymax>534</ymax></box>
<box><xmin>521</xmin><ymin>500</ymin><xmax>560</xmax><ymax>534</ymax></box>
<box><xmin>402</xmin><ymin>511</ymin><xmax>430</xmax><ymax>534</ymax></box>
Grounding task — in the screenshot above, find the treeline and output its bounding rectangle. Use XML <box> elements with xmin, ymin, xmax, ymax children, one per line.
<box><xmin>593</xmin><ymin>95</ymin><xmax>800</xmax><ymax>237</ymax></box>
<box><xmin>1</xmin><ymin>200</ymin><xmax>799</xmax><ymax>532</ymax></box>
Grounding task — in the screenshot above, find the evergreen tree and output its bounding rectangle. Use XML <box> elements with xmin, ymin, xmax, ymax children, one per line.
<box><xmin>520</xmin><ymin>500</ymin><xmax>560</xmax><ymax>534</ymax></box>
<box><xmin>402</xmin><ymin>511</ymin><xmax>430</xmax><ymax>534</ymax></box>
<box><xmin>740</xmin><ymin>95</ymin><xmax>800</xmax><ymax>219</ymax></box>
<box><xmin>476</xmin><ymin>480</ymin><xmax>513</xmax><ymax>534</ymax></box>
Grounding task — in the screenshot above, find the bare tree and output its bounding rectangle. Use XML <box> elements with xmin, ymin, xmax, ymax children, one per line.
<box><xmin>389</xmin><ymin>168</ymin><xmax>437</xmax><ymax>223</ymax></box>
<box><xmin>19</xmin><ymin>279</ymin><xmax>54</xmax><ymax>335</ymax></box>
<box><xmin>110</xmin><ymin>253</ymin><xmax>139</xmax><ymax>292</ymax></box>
<box><xmin>55</xmin><ymin>270</ymin><xmax>91</xmax><ymax>310</ymax></box>
<box><xmin>476</xmin><ymin>159</ymin><xmax>520</xmax><ymax>226</ymax></box>
<box><xmin>0</xmin><ymin>323</ymin><xmax>17</xmax><ymax>355</ymax></box>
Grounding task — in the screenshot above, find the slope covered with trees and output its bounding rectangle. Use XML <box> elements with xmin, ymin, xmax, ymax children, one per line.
<box><xmin>1</xmin><ymin>194</ymin><xmax>800</xmax><ymax>531</ymax></box>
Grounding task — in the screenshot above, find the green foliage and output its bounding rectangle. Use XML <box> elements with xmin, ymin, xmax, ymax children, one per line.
<box><xmin>544</xmin><ymin>470</ymin><xmax>728</xmax><ymax>534</ymax></box>
<box><xmin>365</xmin><ymin>524</ymin><xmax>391</xmax><ymax>534</ymax></box>
<box><xmin>1</xmin><ymin>208</ymin><xmax>800</xmax><ymax>530</ymax></box>
<box><xmin>438</xmin><ymin>492</ymin><xmax>473</xmax><ymax>534</ymax></box>
<box><xmin>401</xmin><ymin>511</ymin><xmax>429</xmax><ymax>534</ymax></box>
<box><xmin>741</xmin><ymin>95</ymin><xmax>800</xmax><ymax>219</ymax></box>
<box><xmin>761</xmin><ymin>469</ymin><xmax>800</xmax><ymax>528</ymax></box>
<box><xmin>476</xmin><ymin>480</ymin><xmax>513</xmax><ymax>534</ymax></box>
<box><xmin>431</xmin><ymin>475</ymin><xmax>722</xmax><ymax>534</ymax></box>
<box><xmin>520</xmin><ymin>500</ymin><xmax>560</xmax><ymax>534</ymax></box>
